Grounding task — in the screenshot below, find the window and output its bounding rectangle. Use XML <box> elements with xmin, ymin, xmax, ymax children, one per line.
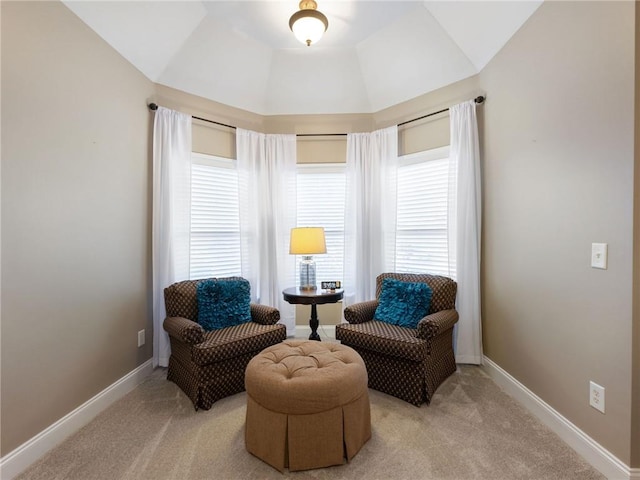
<box><xmin>395</xmin><ymin>146</ymin><xmax>455</xmax><ymax>278</ymax></box>
<box><xmin>296</xmin><ymin>164</ymin><xmax>346</xmax><ymax>283</ymax></box>
<box><xmin>189</xmin><ymin>148</ymin><xmax>452</xmax><ymax>284</ymax></box>
<box><xmin>190</xmin><ymin>153</ymin><xmax>242</xmax><ymax>279</ymax></box>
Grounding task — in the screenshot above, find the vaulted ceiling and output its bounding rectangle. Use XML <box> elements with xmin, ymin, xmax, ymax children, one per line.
<box><xmin>63</xmin><ymin>1</ymin><xmax>542</xmax><ymax>115</ymax></box>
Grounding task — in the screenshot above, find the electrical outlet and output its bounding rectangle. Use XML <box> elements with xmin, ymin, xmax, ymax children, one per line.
<box><xmin>589</xmin><ymin>381</ymin><xmax>605</xmax><ymax>413</ymax></box>
<box><xmin>137</xmin><ymin>329</ymin><xmax>145</xmax><ymax>347</ymax></box>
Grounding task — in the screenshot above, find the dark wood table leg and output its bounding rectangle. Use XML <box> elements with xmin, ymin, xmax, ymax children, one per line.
<box><xmin>309</xmin><ymin>304</ymin><xmax>321</xmax><ymax>341</ymax></box>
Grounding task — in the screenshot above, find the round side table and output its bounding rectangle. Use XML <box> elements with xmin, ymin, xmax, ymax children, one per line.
<box><xmin>282</xmin><ymin>287</ymin><xmax>344</xmax><ymax>341</ymax></box>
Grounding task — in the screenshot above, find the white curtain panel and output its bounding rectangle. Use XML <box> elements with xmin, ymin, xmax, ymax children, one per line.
<box><xmin>152</xmin><ymin>107</ymin><xmax>192</xmax><ymax>367</ymax></box>
<box><xmin>449</xmin><ymin>100</ymin><xmax>483</xmax><ymax>365</ymax></box>
<box><xmin>236</xmin><ymin>129</ymin><xmax>297</xmax><ymax>335</ymax></box>
<box><xmin>344</xmin><ymin>126</ymin><xmax>398</xmax><ymax>305</ymax></box>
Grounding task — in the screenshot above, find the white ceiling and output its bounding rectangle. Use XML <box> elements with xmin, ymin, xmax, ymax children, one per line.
<box><xmin>63</xmin><ymin>1</ymin><xmax>542</xmax><ymax>115</ymax></box>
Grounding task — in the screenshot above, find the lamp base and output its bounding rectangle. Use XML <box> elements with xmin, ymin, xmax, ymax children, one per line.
<box><xmin>299</xmin><ymin>256</ymin><xmax>317</xmax><ymax>290</ymax></box>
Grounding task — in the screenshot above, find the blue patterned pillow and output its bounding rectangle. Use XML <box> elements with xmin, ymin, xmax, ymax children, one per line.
<box><xmin>196</xmin><ymin>278</ymin><xmax>252</xmax><ymax>331</ymax></box>
<box><xmin>374</xmin><ymin>278</ymin><xmax>432</xmax><ymax>329</ymax></box>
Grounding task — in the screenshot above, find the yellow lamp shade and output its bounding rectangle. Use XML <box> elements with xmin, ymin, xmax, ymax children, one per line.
<box><xmin>289</xmin><ymin>227</ymin><xmax>327</xmax><ymax>255</ymax></box>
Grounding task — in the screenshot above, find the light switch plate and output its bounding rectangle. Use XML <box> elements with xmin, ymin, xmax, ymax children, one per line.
<box><xmin>591</xmin><ymin>243</ymin><xmax>608</xmax><ymax>269</ymax></box>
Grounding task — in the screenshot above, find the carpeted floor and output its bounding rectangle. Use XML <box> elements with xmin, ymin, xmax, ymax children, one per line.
<box><xmin>16</xmin><ymin>364</ymin><xmax>604</xmax><ymax>480</ymax></box>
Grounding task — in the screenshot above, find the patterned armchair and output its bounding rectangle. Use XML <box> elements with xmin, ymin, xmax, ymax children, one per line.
<box><xmin>163</xmin><ymin>277</ymin><xmax>287</xmax><ymax>410</ymax></box>
<box><xmin>335</xmin><ymin>273</ymin><xmax>458</xmax><ymax>406</ymax></box>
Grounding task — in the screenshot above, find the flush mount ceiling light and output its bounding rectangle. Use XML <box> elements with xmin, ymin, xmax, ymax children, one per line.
<box><xmin>289</xmin><ymin>0</ymin><xmax>329</xmax><ymax>47</ymax></box>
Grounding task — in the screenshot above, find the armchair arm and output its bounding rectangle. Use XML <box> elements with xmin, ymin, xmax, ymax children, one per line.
<box><xmin>163</xmin><ymin>316</ymin><xmax>205</xmax><ymax>345</ymax></box>
<box><xmin>344</xmin><ymin>300</ymin><xmax>379</xmax><ymax>324</ymax></box>
<box><xmin>250</xmin><ymin>303</ymin><xmax>280</xmax><ymax>325</ymax></box>
<box><xmin>416</xmin><ymin>309</ymin><xmax>459</xmax><ymax>340</ymax></box>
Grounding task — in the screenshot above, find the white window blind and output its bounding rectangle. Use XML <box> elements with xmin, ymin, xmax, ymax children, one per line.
<box><xmin>296</xmin><ymin>164</ymin><xmax>346</xmax><ymax>284</ymax></box>
<box><xmin>396</xmin><ymin>146</ymin><xmax>455</xmax><ymax>278</ymax></box>
<box><xmin>190</xmin><ymin>153</ymin><xmax>242</xmax><ymax>279</ymax></box>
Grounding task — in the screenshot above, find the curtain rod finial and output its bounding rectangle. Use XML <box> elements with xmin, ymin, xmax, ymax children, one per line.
<box><xmin>148</xmin><ymin>103</ymin><xmax>158</xmax><ymax>111</ymax></box>
<box><xmin>474</xmin><ymin>96</ymin><xmax>485</xmax><ymax>104</ymax></box>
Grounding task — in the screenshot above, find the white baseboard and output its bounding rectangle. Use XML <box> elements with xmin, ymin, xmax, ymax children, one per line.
<box><xmin>0</xmin><ymin>359</ymin><xmax>154</xmax><ymax>480</ymax></box>
<box><xmin>483</xmin><ymin>356</ymin><xmax>632</xmax><ymax>480</ymax></box>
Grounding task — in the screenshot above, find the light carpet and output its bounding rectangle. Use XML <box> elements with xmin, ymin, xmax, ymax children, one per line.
<box><xmin>16</xmin><ymin>365</ymin><xmax>604</xmax><ymax>480</ymax></box>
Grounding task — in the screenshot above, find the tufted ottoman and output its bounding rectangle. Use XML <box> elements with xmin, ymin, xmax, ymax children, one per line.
<box><xmin>244</xmin><ymin>339</ymin><xmax>371</xmax><ymax>472</ymax></box>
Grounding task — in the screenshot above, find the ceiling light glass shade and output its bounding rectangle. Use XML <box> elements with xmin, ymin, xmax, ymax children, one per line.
<box><xmin>289</xmin><ymin>0</ymin><xmax>329</xmax><ymax>46</ymax></box>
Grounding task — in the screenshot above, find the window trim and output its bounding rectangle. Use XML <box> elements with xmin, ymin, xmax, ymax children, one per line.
<box><xmin>296</xmin><ymin>162</ymin><xmax>346</xmax><ymax>175</ymax></box>
<box><xmin>192</xmin><ymin>151</ymin><xmax>236</xmax><ymax>169</ymax></box>
<box><xmin>398</xmin><ymin>145</ymin><xmax>449</xmax><ymax>167</ymax></box>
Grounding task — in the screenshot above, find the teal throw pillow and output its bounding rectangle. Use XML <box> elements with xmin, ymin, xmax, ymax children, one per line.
<box><xmin>196</xmin><ymin>278</ymin><xmax>252</xmax><ymax>331</ymax></box>
<box><xmin>374</xmin><ymin>278</ymin><xmax>432</xmax><ymax>329</ymax></box>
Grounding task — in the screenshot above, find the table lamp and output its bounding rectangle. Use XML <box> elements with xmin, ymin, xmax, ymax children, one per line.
<box><xmin>289</xmin><ymin>227</ymin><xmax>326</xmax><ymax>290</ymax></box>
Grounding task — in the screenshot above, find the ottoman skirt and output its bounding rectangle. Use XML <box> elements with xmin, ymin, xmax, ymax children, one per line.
<box><xmin>245</xmin><ymin>340</ymin><xmax>371</xmax><ymax>472</ymax></box>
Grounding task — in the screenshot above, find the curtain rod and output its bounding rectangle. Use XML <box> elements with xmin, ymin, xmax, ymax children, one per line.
<box><xmin>397</xmin><ymin>95</ymin><xmax>485</xmax><ymax>127</ymax></box>
<box><xmin>148</xmin><ymin>103</ymin><xmax>343</xmax><ymax>135</ymax></box>
<box><xmin>148</xmin><ymin>103</ymin><xmax>236</xmax><ymax>130</ymax></box>
<box><xmin>296</xmin><ymin>133</ymin><xmax>347</xmax><ymax>137</ymax></box>
<box><xmin>148</xmin><ymin>95</ymin><xmax>485</xmax><ymax>136</ymax></box>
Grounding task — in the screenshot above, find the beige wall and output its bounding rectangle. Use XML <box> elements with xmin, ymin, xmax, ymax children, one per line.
<box><xmin>192</xmin><ymin>121</ymin><xmax>236</xmax><ymax>159</ymax></box>
<box><xmin>1</xmin><ymin>1</ymin><xmax>154</xmax><ymax>456</ymax></box>
<box><xmin>3</xmin><ymin>0</ymin><xmax>638</xmax><ymax>471</ymax></box>
<box><xmin>296</xmin><ymin>136</ymin><xmax>347</xmax><ymax>165</ymax></box>
<box><xmin>479</xmin><ymin>0</ymin><xmax>635</xmax><ymax>464</ymax></box>
<box><xmin>295</xmin><ymin>303</ymin><xmax>343</xmax><ymax>327</ymax></box>
<box><xmin>374</xmin><ymin>75</ymin><xmax>483</xmax><ymax>155</ymax></box>
<box><xmin>264</xmin><ymin>113</ymin><xmax>373</xmax><ymax>136</ymax></box>
<box><xmin>398</xmin><ymin>113</ymin><xmax>449</xmax><ymax>156</ymax></box>
<box><xmin>153</xmin><ymin>84</ymin><xmax>265</xmax><ymax>159</ymax></box>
